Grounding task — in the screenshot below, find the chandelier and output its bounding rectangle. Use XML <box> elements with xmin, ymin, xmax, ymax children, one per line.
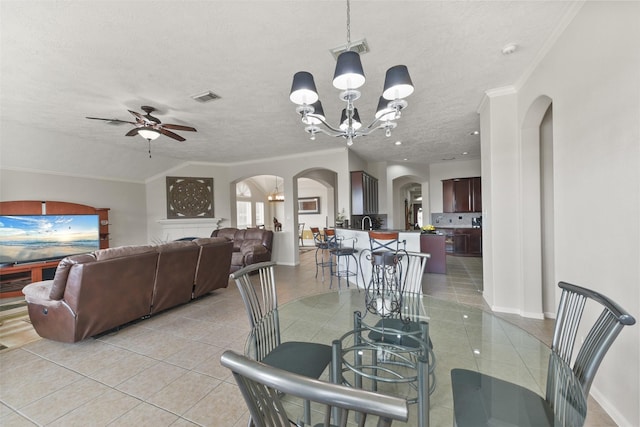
<box><xmin>289</xmin><ymin>0</ymin><xmax>414</xmax><ymax>146</ymax></box>
<box><xmin>267</xmin><ymin>176</ymin><xmax>284</xmax><ymax>202</ymax></box>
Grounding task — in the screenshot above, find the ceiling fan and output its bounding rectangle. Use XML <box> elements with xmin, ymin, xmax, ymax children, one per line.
<box><xmin>86</xmin><ymin>105</ymin><xmax>197</xmax><ymax>142</ymax></box>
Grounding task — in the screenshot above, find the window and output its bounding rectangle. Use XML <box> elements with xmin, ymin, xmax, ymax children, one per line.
<box><xmin>237</xmin><ymin>201</ymin><xmax>252</xmax><ymax>229</ymax></box>
<box><xmin>255</xmin><ymin>202</ymin><xmax>264</xmax><ymax>227</ymax></box>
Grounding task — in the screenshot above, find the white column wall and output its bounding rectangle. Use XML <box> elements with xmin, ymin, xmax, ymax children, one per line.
<box><xmin>482</xmin><ymin>3</ymin><xmax>639</xmax><ymax>424</ymax></box>
<box><xmin>478</xmin><ymin>88</ymin><xmax>520</xmax><ymax>312</ymax></box>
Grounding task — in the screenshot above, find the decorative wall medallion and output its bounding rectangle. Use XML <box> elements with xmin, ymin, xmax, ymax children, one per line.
<box><xmin>166</xmin><ymin>177</ymin><xmax>214</xmax><ymax>218</ymax></box>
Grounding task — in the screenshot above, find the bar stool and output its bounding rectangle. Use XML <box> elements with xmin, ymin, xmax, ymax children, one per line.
<box><xmin>311</xmin><ymin>227</ymin><xmax>335</xmax><ymax>280</ymax></box>
<box><xmin>363</xmin><ymin>231</ymin><xmax>406</xmax><ymax>317</ymax></box>
<box><xmin>325</xmin><ymin>229</ymin><xmax>359</xmax><ymax>289</ymax></box>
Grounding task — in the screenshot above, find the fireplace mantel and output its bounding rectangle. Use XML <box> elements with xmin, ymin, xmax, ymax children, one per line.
<box><xmin>157</xmin><ymin>218</ymin><xmax>222</xmax><ymax>241</ymax></box>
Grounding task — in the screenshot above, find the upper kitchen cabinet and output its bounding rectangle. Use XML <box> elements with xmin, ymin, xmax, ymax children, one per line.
<box><xmin>351</xmin><ymin>171</ymin><xmax>378</xmax><ymax>215</ymax></box>
<box><xmin>443</xmin><ymin>177</ymin><xmax>482</xmax><ymax>213</ymax></box>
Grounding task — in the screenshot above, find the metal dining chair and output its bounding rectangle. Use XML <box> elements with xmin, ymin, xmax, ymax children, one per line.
<box><xmin>221</xmin><ymin>349</ymin><xmax>409</xmax><ymax>427</ymax></box>
<box><xmin>230</xmin><ymin>261</ymin><xmax>333</xmax><ymax>425</ymax></box>
<box><xmin>450</xmin><ymin>281</ymin><xmax>636</xmax><ymax>427</ymax></box>
<box><xmin>365</xmin><ymin>252</ymin><xmax>436</xmax><ymax>396</ymax></box>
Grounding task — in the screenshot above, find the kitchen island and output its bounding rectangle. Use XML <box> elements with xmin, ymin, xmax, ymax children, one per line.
<box><xmin>333</xmin><ymin>229</ymin><xmax>446</xmax><ymax>286</ymax></box>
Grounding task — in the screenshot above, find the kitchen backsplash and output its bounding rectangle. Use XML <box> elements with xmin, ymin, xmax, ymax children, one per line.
<box><xmin>431</xmin><ymin>212</ymin><xmax>481</xmax><ymax>228</ymax></box>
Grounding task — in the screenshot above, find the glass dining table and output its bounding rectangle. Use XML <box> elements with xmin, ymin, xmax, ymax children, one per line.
<box><xmin>267</xmin><ymin>289</ymin><xmax>553</xmax><ymax>426</ymax></box>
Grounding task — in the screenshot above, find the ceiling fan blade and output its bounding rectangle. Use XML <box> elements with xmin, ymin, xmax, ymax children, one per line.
<box><xmin>159</xmin><ymin>128</ymin><xmax>186</xmax><ymax>141</ymax></box>
<box><xmin>162</xmin><ymin>123</ymin><xmax>197</xmax><ymax>132</ymax></box>
<box><xmin>86</xmin><ymin>117</ymin><xmax>136</xmax><ymax>125</ymax></box>
<box><xmin>125</xmin><ymin>128</ymin><xmax>140</xmax><ymax>136</ymax></box>
<box><xmin>128</xmin><ymin>110</ymin><xmax>147</xmax><ymax>123</ymax></box>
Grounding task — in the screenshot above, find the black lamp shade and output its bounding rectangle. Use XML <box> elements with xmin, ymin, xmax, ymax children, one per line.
<box><xmin>290</xmin><ymin>71</ymin><xmax>319</xmax><ymax>105</ymax></box>
<box><xmin>382</xmin><ymin>65</ymin><xmax>414</xmax><ymax>100</ymax></box>
<box><xmin>332</xmin><ymin>51</ymin><xmax>366</xmax><ymax>90</ymax></box>
<box><xmin>375</xmin><ymin>96</ymin><xmax>395</xmax><ymax>120</ymax></box>
<box><xmin>302</xmin><ymin>100</ymin><xmax>326</xmax><ymax>125</ymax></box>
<box><xmin>340</xmin><ymin>108</ymin><xmax>362</xmax><ymax>131</ymax></box>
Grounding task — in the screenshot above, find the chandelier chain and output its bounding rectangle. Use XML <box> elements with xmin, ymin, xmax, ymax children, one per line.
<box><xmin>346</xmin><ymin>0</ymin><xmax>351</xmax><ymax>49</ymax></box>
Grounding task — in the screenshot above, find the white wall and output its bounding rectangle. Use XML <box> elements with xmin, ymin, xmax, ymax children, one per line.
<box><xmin>0</xmin><ymin>169</ymin><xmax>147</xmax><ymax>247</ymax></box>
<box><xmin>483</xmin><ymin>3</ymin><xmax>639</xmax><ymax>424</ymax></box>
<box><xmin>297</xmin><ymin>179</ymin><xmax>330</xmax><ymax>230</ymax></box>
<box><xmin>143</xmin><ymin>148</ymin><xmax>351</xmax><ymax>266</ymax></box>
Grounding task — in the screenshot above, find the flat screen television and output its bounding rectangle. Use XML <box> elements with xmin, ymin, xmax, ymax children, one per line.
<box><xmin>0</xmin><ymin>214</ymin><xmax>101</xmax><ymax>265</ymax></box>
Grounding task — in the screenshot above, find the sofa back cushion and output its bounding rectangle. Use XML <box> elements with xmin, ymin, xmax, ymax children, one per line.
<box><xmin>94</xmin><ymin>245</ymin><xmax>156</xmax><ymax>261</ymax></box>
<box><xmin>151</xmin><ymin>240</ymin><xmax>200</xmax><ymax>314</ymax></box>
<box><xmin>212</xmin><ymin>228</ymin><xmax>237</xmax><ymax>241</ymax></box>
<box><xmin>193</xmin><ymin>238</ymin><xmax>233</xmax><ymax>298</ymax></box>
<box><xmin>244</xmin><ymin>228</ymin><xmax>274</xmax><ymax>251</ymax></box>
<box><xmin>49</xmin><ymin>254</ymin><xmax>96</xmax><ymax>300</ymax></box>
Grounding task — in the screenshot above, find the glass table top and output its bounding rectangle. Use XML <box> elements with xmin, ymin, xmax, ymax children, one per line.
<box><xmin>274</xmin><ymin>289</ymin><xmax>552</xmax><ymax>426</ymax></box>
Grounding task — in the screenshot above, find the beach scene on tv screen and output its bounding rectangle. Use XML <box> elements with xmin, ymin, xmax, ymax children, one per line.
<box><xmin>0</xmin><ymin>215</ymin><xmax>100</xmax><ymax>264</ymax></box>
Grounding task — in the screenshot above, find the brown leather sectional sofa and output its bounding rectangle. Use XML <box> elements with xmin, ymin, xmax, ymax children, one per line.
<box><xmin>211</xmin><ymin>227</ymin><xmax>273</xmax><ymax>272</ymax></box>
<box><xmin>21</xmin><ymin>237</ymin><xmax>233</xmax><ymax>343</ymax></box>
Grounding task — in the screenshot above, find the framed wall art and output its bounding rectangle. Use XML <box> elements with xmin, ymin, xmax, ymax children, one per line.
<box><xmin>166</xmin><ymin>176</ymin><xmax>214</xmax><ymax>218</ymax></box>
<box><xmin>298</xmin><ymin>196</ymin><xmax>320</xmax><ymax>214</ymax></box>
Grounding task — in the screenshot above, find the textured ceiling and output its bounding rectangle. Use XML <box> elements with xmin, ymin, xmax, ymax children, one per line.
<box><xmin>0</xmin><ymin>1</ymin><xmax>578</xmax><ymax>182</ymax></box>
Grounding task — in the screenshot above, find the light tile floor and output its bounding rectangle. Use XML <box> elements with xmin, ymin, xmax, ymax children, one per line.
<box><xmin>0</xmin><ymin>251</ymin><xmax>616</xmax><ymax>426</ymax></box>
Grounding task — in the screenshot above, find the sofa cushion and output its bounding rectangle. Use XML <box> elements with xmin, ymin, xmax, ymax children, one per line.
<box><xmin>23</xmin><ymin>280</ymin><xmax>54</xmax><ymax>304</ymax></box>
<box><xmin>193</xmin><ymin>236</ymin><xmax>228</xmax><ymax>246</ymax></box>
<box><xmin>213</xmin><ymin>228</ymin><xmax>237</xmax><ymax>241</ymax></box>
<box><xmin>49</xmin><ymin>254</ymin><xmax>96</xmax><ymax>300</ymax></box>
<box><xmin>156</xmin><ymin>240</ymin><xmax>197</xmax><ymax>252</ymax></box>
<box><xmin>241</xmin><ymin>240</ymin><xmax>268</xmax><ymax>255</ymax></box>
<box><xmin>94</xmin><ymin>245</ymin><xmax>155</xmax><ymax>261</ymax></box>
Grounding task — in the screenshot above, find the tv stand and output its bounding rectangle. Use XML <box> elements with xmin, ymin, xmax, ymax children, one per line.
<box><xmin>0</xmin><ymin>261</ymin><xmax>60</xmax><ymax>298</ymax></box>
<box><xmin>0</xmin><ymin>200</ymin><xmax>110</xmax><ymax>298</ymax></box>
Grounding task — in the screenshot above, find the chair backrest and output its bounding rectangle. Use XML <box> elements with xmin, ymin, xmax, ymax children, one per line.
<box><xmin>399</xmin><ymin>251</ymin><xmax>430</xmax><ymax>294</ymax></box>
<box><xmin>368</xmin><ymin>231</ymin><xmax>404</xmax><ymax>254</ymax></box>
<box><xmin>549</xmin><ymin>281</ymin><xmax>636</xmax><ymax>397</ymax></box>
<box><xmin>221</xmin><ymin>350</ymin><xmax>409</xmax><ymax>427</ymax></box>
<box><xmin>230</xmin><ymin>261</ymin><xmax>281</xmax><ymax>361</ymax></box>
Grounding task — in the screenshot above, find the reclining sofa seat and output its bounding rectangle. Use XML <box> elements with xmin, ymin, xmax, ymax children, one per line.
<box><xmin>22</xmin><ymin>237</ymin><xmax>233</xmax><ymax>343</ymax></box>
<box><xmin>210</xmin><ymin>227</ymin><xmax>273</xmax><ymax>273</ymax></box>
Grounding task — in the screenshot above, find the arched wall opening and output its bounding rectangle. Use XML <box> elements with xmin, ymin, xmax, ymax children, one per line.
<box><xmin>520</xmin><ymin>95</ymin><xmax>554</xmax><ymax>318</ymax></box>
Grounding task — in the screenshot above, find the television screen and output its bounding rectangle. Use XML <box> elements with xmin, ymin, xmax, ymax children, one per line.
<box><xmin>0</xmin><ymin>214</ymin><xmax>100</xmax><ymax>265</ymax></box>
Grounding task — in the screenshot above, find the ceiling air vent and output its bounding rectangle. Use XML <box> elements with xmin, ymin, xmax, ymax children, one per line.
<box><xmin>191</xmin><ymin>91</ymin><xmax>221</xmax><ymax>103</ymax></box>
<box><xmin>330</xmin><ymin>38</ymin><xmax>370</xmax><ymax>60</ymax></box>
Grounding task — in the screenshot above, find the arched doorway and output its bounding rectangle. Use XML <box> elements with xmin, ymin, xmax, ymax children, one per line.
<box><xmin>521</xmin><ymin>95</ymin><xmax>555</xmax><ymax>318</ymax></box>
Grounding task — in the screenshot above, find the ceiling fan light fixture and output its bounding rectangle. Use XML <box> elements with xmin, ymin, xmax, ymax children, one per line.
<box><xmin>138</xmin><ymin>128</ymin><xmax>160</xmax><ymax>141</ymax></box>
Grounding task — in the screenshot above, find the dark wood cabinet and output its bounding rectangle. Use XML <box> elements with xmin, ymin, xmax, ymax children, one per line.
<box><xmin>420</xmin><ymin>234</ymin><xmax>446</xmax><ymax>274</ymax></box>
<box><xmin>442</xmin><ymin>177</ymin><xmax>482</xmax><ymax>213</ymax></box>
<box><xmin>351</xmin><ymin>171</ymin><xmax>378</xmax><ymax>215</ymax></box>
<box><xmin>467</xmin><ymin>228</ymin><xmax>482</xmax><ymax>255</ymax></box>
<box><xmin>441</xmin><ymin>227</ymin><xmax>482</xmax><ymax>256</ymax></box>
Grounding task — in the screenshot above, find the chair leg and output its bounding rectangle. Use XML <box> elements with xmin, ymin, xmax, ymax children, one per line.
<box><xmin>304</xmin><ymin>399</ymin><xmax>311</xmax><ymax>425</ymax></box>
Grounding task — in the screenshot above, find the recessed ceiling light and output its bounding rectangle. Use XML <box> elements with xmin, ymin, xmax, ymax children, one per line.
<box><xmin>502</xmin><ymin>43</ymin><xmax>518</xmax><ymax>55</ymax></box>
<box><xmin>394</xmin><ymin>141</ymin><xmax>402</xmax><ymax>146</ymax></box>
<box><xmin>462</xmin><ymin>152</ymin><xmax>468</xmax><ymax>155</ymax></box>
<box><xmin>470</xmin><ymin>130</ymin><xmax>479</xmax><ymax>136</ymax></box>
<box><xmin>403</xmin><ymin>158</ymin><xmax>408</xmax><ymax>161</ymax></box>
